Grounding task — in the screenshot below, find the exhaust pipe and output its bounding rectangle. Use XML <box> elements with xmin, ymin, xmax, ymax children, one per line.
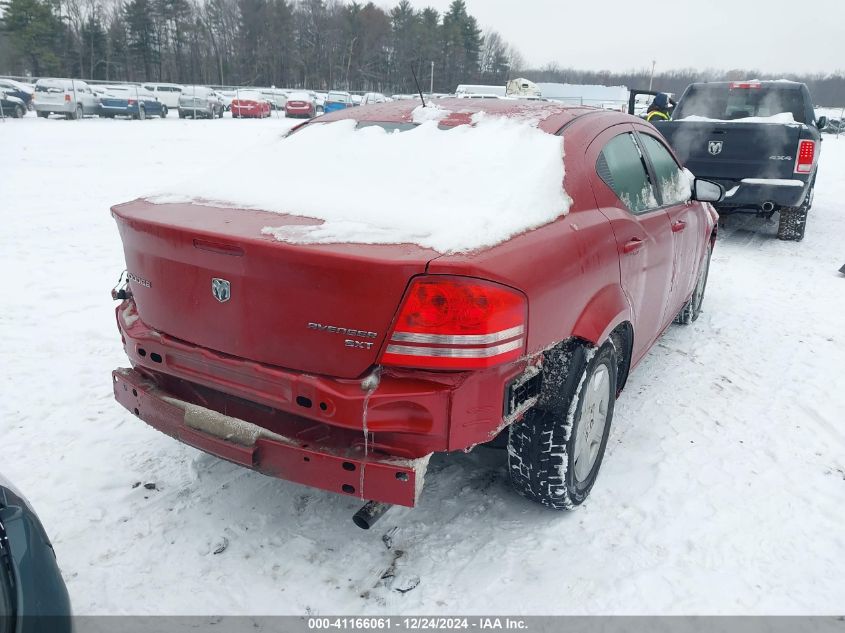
<box><xmin>352</xmin><ymin>501</ymin><xmax>392</xmax><ymax>530</ymax></box>
<box><xmin>762</xmin><ymin>201</ymin><xmax>775</xmax><ymax>213</ymax></box>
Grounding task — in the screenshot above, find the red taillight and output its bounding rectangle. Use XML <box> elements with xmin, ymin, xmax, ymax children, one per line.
<box><xmin>64</xmin><ymin>93</ymin><xmax>71</xmax><ymax>102</ymax></box>
<box><xmin>729</xmin><ymin>81</ymin><xmax>761</xmax><ymax>89</ymax></box>
<box><xmin>794</xmin><ymin>139</ymin><xmax>816</xmax><ymax>174</ymax></box>
<box><xmin>380</xmin><ymin>276</ymin><xmax>527</xmax><ymax>370</ymax></box>
<box><xmin>128</xmin><ymin>98</ymin><xmax>136</xmax><ymax>105</ymax></box>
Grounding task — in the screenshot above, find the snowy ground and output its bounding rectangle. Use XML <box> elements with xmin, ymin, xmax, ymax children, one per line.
<box><xmin>1</xmin><ymin>115</ymin><xmax>844</xmax><ymax>615</ymax></box>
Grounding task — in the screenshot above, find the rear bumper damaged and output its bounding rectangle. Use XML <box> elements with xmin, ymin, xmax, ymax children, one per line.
<box><xmin>112</xmin><ymin>300</ymin><xmax>534</xmax><ymax>504</ymax></box>
<box><xmin>113</xmin><ymin>367</ymin><xmax>428</xmax><ymax>506</ymax></box>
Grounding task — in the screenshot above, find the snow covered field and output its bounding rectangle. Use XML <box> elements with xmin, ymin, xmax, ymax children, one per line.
<box><xmin>1</xmin><ymin>116</ymin><xmax>844</xmax><ymax>615</ymax></box>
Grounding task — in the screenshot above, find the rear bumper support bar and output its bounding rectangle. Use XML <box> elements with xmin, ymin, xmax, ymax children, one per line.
<box><xmin>113</xmin><ymin>367</ymin><xmax>427</xmax><ymax>507</ymax></box>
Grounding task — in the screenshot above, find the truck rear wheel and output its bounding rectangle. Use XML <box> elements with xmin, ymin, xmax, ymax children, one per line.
<box><xmin>777</xmin><ymin>208</ymin><xmax>807</xmax><ymax>241</ymax></box>
<box><xmin>777</xmin><ymin>179</ymin><xmax>813</xmax><ymax>242</ymax></box>
<box><xmin>507</xmin><ymin>339</ymin><xmax>617</xmax><ymax>509</ymax></box>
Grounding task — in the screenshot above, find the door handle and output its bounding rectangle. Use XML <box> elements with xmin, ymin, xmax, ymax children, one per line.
<box><xmin>622</xmin><ymin>238</ymin><xmax>644</xmax><ymax>254</ymax></box>
<box><xmin>672</xmin><ymin>220</ymin><xmax>687</xmax><ymax>233</ymax></box>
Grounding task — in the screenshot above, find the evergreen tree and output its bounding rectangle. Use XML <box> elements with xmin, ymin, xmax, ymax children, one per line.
<box><xmin>124</xmin><ymin>0</ymin><xmax>159</xmax><ymax>79</ymax></box>
<box><xmin>0</xmin><ymin>0</ymin><xmax>63</xmax><ymax>75</ymax></box>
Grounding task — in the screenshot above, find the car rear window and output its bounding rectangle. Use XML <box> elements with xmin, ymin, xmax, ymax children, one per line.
<box><xmin>183</xmin><ymin>87</ymin><xmax>212</xmax><ymax>97</ymax></box>
<box><xmin>234</xmin><ymin>91</ymin><xmax>262</xmax><ymax>100</ymax></box>
<box><xmin>355</xmin><ymin>121</ymin><xmax>418</xmax><ymax>133</ymax></box>
<box><xmin>674</xmin><ymin>85</ymin><xmax>806</xmax><ymax>123</ymax></box>
<box><xmin>36</xmin><ymin>81</ymin><xmax>69</xmax><ymax>92</ymax></box>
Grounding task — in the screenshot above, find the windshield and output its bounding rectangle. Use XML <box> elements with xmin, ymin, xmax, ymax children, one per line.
<box><xmin>675</xmin><ymin>84</ymin><xmax>807</xmax><ymax>122</ymax></box>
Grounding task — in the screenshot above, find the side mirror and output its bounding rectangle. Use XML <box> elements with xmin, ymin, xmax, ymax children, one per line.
<box><xmin>692</xmin><ymin>178</ymin><xmax>724</xmax><ymax>203</ymax></box>
<box><xmin>816</xmin><ymin>116</ymin><xmax>828</xmax><ymax>130</ymax></box>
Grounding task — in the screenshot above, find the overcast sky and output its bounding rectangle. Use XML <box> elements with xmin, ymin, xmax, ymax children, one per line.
<box><xmin>403</xmin><ymin>0</ymin><xmax>841</xmax><ymax>75</ymax></box>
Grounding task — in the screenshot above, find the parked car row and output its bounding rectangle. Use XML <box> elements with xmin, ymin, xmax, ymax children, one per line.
<box><xmin>9</xmin><ymin>76</ymin><xmax>401</xmax><ymax>122</ymax></box>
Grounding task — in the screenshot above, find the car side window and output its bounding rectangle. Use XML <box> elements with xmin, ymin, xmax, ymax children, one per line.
<box><xmin>596</xmin><ymin>132</ymin><xmax>657</xmax><ymax>215</ymax></box>
<box><xmin>639</xmin><ymin>134</ymin><xmax>691</xmax><ymax>206</ymax></box>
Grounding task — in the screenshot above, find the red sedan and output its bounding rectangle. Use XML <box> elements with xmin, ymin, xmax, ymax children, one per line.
<box><xmin>110</xmin><ymin>100</ymin><xmax>723</xmax><ymax>526</ymax></box>
<box><xmin>284</xmin><ymin>91</ymin><xmax>316</xmax><ymax>119</ymax></box>
<box><xmin>230</xmin><ymin>90</ymin><xmax>271</xmax><ymax>118</ymax></box>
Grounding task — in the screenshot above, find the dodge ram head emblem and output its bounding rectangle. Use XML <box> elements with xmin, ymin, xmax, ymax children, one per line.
<box><xmin>708</xmin><ymin>140</ymin><xmax>723</xmax><ymax>155</ymax></box>
<box><xmin>211</xmin><ymin>278</ymin><xmax>231</xmax><ymax>303</ymax></box>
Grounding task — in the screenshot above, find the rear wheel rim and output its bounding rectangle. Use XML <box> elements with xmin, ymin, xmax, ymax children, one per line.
<box><xmin>573</xmin><ymin>363</ymin><xmax>611</xmax><ymax>483</ymax></box>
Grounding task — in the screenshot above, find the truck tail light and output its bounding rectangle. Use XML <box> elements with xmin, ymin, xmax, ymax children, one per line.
<box><xmin>729</xmin><ymin>81</ymin><xmax>761</xmax><ymax>89</ymax></box>
<box><xmin>794</xmin><ymin>139</ymin><xmax>816</xmax><ymax>174</ymax></box>
<box><xmin>128</xmin><ymin>98</ymin><xmax>136</xmax><ymax>105</ymax></box>
<box><xmin>64</xmin><ymin>93</ymin><xmax>71</xmax><ymax>102</ymax></box>
<box><xmin>380</xmin><ymin>276</ymin><xmax>527</xmax><ymax>370</ymax></box>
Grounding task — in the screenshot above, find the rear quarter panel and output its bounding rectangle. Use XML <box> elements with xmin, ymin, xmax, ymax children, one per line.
<box><xmin>427</xmin><ymin>116</ymin><xmax>627</xmax><ymax>354</ymax></box>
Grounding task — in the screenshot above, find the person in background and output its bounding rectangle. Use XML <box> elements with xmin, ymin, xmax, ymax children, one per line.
<box><xmin>646</xmin><ymin>92</ymin><xmax>672</xmax><ymax>123</ymax></box>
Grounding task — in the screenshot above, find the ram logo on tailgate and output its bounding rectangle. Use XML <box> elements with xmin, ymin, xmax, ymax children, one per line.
<box><xmin>211</xmin><ymin>278</ymin><xmax>231</xmax><ymax>303</ymax></box>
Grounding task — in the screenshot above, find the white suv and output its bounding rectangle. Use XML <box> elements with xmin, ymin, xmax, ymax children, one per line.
<box><xmin>142</xmin><ymin>83</ymin><xmax>184</xmax><ymax>110</ymax></box>
<box><xmin>33</xmin><ymin>78</ymin><xmax>98</xmax><ymax>119</ymax></box>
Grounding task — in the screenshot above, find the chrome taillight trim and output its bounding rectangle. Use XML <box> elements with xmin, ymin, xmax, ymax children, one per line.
<box><xmin>385</xmin><ymin>338</ymin><xmax>523</xmax><ymax>359</ymax></box>
<box><xmin>390</xmin><ymin>325</ymin><xmax>524</xmax><ymax>345</ymax></box>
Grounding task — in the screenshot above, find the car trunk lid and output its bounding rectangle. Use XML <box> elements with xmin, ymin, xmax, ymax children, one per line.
<box><xmin>112</xmin><ymin>199</ymin><xmax>436</xmax><ymax>379</ymax></box>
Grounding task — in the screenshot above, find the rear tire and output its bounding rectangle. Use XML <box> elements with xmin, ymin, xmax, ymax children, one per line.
<box><xmin>508</xmin><ymin>339</ymin><xmax>617</xmax><ymax>509</ymax></box>
<box><xmin>777</xmin><ymin>206</ymin><xmax>808</xmax><ymax>241</ymax></box>
<box><xmin>136</xmin><ymin>106</ymin><xmax>146</xmax><ymax>121</ymax></box>
<box><xmin>160</xmin><ymin>105</ymin><xmax>168</xmax><ymax>118</ymax></box>
<box><xmin>675</xmin><ymin>244</ymin><xmax>712</xmax><ymax>324</ymax></box>
<box><xmin>13</xmin><ymin>104</ymin><xmax>24</xmax><ymax>118</ymax></box>
<box><xmin>777</xmin><ymin>179</ymin><xmax>813</xmax><ymax>242</ymax></box>
<box><xmin>37</xmin><ymin>111</ymin><xmax>48</xmax><ymax>118</ymax></box>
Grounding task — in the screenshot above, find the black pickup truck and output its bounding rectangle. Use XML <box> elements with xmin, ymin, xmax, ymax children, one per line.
<box><xmin>638</xmin><ymin>81</ymin><xmax>827</xmax><ymax>241</ymax></box>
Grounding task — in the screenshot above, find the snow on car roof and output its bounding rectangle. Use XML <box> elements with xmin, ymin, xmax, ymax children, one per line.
<box><xmin>147</xmin><ymin>112</ymin><xmax>572</xmax><ymax>254</ymax></box>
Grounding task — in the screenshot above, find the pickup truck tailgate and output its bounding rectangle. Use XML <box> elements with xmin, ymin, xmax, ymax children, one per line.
<box><xmin>656</xmin><ymin>121</ymin><xmax>804</xmax><ymax>180</ymax></box>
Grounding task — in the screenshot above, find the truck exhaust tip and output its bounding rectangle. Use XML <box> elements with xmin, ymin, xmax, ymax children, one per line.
<box><xmin>353</xmin><ymin>501</ymin><xmax>393</xmax><ymax>530</ymax></box>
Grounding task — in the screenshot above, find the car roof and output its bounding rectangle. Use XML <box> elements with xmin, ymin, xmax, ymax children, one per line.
<box><xmin>317</xmin><ymin>98</ymin><xmax>602</xmax><ymax>134</ymax></box>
